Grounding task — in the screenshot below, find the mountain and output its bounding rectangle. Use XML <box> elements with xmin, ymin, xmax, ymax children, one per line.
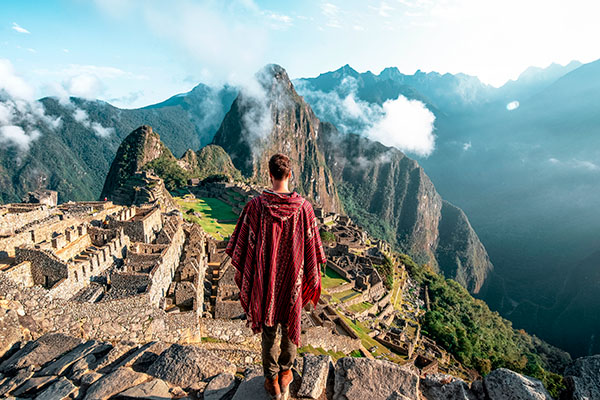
<box><xmin>0</xmin><ymin>84</ymin><xmax>237</xmax><ymax>204</ymax></box>
<box><xmin>101</xmin><ymin>125</ymin><xmax>240</xmax><ymax>201</ymax></box>
<box><xmin>318</xmin><ymin>124</ymin><xmax>493</xmax><ymax>293</ymax></box>
<box><xmin>495</xmin><ymin>60</ymin><xmax>582</xmax><ymax>102</ymax></box>
<box><xmin>212</xmin><ymin>64</ymin><xmax>342</xmax><ymax>213</ymax></box>
<box><xmin>296</xmin><ymin>59</ymin><xmax>600</xmax><ymax>357</ymax></box>
<box><xmin>100</xmin><ymin>125</ymin><xmax>179</xmax><ymax>199</ymax></box>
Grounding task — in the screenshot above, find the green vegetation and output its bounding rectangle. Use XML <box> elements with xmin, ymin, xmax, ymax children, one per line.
<box><xmin>175</xmin><ymin>196</ymin><xmax>238</xmax><ymax>239</ymax></box>
<box><xmin>330</xmin><ymin>289</ymin><xmax>361</xmax><ymax>304</ymax></box>
<box><xmin>374</xmin><ymin>254</ymin><xmax>394</xmax><ymax>290</ymax></box>
<box><xmin>298</xmin><ymin>344</ymin><xmax>346</xmax><ymax>360</ymax></box>
<box><xmin>348</xmin><ymin>301</ymin><xmax>374</xmax><ymax>314</ymax></box>
<box><xmin>321</xmin><ymin>267</ymin><xmax>348</xmax><ymax>290</ymax></box>
<box><xmin>144</xmin><ymin>155</ymin><xmax>191</xmax><ymax>191</ymax></box>
<box><xmin>320</xmin><ymin>229</ymin><xmax>336</xmax><ymax>244</ymax></box>
<box><xmin>402</xmin><ymin>253</ymin><xmax>568</xmax><ymax>398</ymax></box>
<box><xmin>337</xmin><ymin>182</ymin><xmax>397</xmax><ymax>246</ymax></box>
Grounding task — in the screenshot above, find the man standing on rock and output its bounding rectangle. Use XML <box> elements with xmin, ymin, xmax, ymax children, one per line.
<box><xmin>226</xmin><ymin>153</ymin><xmax>326</xmax><ymax>400</ymax></box>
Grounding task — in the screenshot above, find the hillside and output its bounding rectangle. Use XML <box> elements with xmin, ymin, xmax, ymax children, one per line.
<box><xmin>318</xmin><ymin>124</ymin><xmax>493</xmax><ymax>293</ymax></box>
<box><xmin>0</xmin><ymin>85</ymin><xmax>237</xmax><ymax>204</ymax></box>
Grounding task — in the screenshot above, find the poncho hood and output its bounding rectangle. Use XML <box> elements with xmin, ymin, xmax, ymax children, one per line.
<box><xmin>261</xmin><ymin>190</ymin><xmax>305</xmax><ymax>222</ymax></box>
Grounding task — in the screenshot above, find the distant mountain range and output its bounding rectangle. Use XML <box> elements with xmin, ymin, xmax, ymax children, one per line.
<box><xmin>1</xmin><ymin>58</ymin><xmax>599</xmax><ymax>357</ymax></box>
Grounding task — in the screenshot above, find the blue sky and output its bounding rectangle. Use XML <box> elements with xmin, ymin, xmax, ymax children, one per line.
<box><xmin>2</xmin><ymin>0</ymin><xmax>599</xmax><ymax>108</ymax></box>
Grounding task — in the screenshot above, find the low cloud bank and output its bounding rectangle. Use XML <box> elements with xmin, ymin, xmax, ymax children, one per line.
<box><xmin>296</xmin><ymin>77</ymin><xmax>436</xmax><ymax>157</ymax></box>
<box><xmin>0</xmin><ymin>59</ymin><xmax>62</xmax><ymax>152</ymax></box>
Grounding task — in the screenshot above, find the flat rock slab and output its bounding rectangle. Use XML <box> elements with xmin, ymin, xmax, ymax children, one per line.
<box><xmin>420</xmin><ymin>373</ymin><xmax>478</xmax><ymax>400</ymax></box>
<box><xmin>0</xmin><ymin>366</ymin><xmax>35</xmax><ymax>396</ymax></box>
<box><xmin>39</xmin><ymin>340</ymin><xmax>110</xmax><ymax>376</ymax></box>
<box><xmin>333</xmin><ymin>357</ymin><xmax>419</xmax><ymax>400</ymax></box>
<box><xmin>205</xmin><ymin>373</ymin><xmax>236</xmax><ymax>400</ymax></box>
<box><xmin>484</xmin><ymin>368</ymin><xmax>553</xmax><ymax>400</ymax></box>
<box><xmin>11</xmin><ymin>375</ymin><xmax>57</xmax><ymax>397</ymax></box>
<box><xmin>84</xmin><ymin>367</ymin><xmax>148</xmax><ymax>400</ymax></box>
<box><xmin>147</xmin><ymin>344</ymin><xmax>235</xmax><ymax>390</ymax></box>
<box><xmin>298</xmin><ymin>354</ymin><xmax>332</xmax><ymax>399</ymax></box>
<box><xmin>117</xmin><ymin>378</ymin><xmax>172</xmax><ymax>400</ymax></box>
<box><xmin>564</xmin><ymin>355</ymin><xmax>600</xmax><ymax>400</ymax></box>
<box><xmin>0</xmin><ymin>333</ymin><xmax>82</xmax><ymax>373</ymax></box>
<box><xmin>35</xmin><ymin>377</ymin><xmax>77</xmax><ymax>400</ymax></box>
<box><xmin>231</xmin><ymin>367</ymin><xmax>271</xmax><ymax>400</ymax></box>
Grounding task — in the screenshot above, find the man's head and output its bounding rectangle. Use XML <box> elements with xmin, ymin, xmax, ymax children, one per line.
<box><xmin>269</xmin><ymin>153</ymin><xmax>291</xmax><ymax>182</ymax></box>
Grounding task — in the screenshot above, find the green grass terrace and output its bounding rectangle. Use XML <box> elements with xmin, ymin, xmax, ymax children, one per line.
<box><xmin>174</xmin><ymin>195</ymin><xmax>239</xmax><ymax>240</ymax></box>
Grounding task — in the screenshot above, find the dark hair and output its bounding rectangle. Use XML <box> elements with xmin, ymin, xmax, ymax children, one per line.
<box><xmin>269</xmin><ymin>153</ymin><xmax>291</xmax><ymax>180</ymax></box>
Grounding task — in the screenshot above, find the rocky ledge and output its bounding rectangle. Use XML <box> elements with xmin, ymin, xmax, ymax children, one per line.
<box><xmin>0</xmin><ymin>333</ymin><xmax>597</xmax><ymax>400</ymax></box>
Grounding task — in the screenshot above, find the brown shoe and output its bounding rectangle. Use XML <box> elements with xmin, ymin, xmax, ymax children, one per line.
<box><xmin>279</xmin><ymin>369</ymin><xmax>293</xmax><ymax>400</ymax></box>
<box><xmin>264</xmin><ymin>375</ymin><xmax>281</xmax><ymax>400</ymax></box>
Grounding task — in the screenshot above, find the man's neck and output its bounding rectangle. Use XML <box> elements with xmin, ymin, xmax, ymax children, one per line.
<box><xmin>271</xmin><ymin>180</ymin><xmax>290</xmax><ymax>194</ymax></box>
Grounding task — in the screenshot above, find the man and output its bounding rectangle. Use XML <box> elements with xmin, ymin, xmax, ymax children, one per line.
<box><xmin>226</xmin><ymin>154</ymin><xmax>326</xmax><ymax>400</ymax></box>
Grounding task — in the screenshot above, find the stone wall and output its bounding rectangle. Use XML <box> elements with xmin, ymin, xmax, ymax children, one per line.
<box><xmin>201</xmin><ymin>318</ymin><xmax>258</xmax><ymax>346</ymax></box>
<box><xmin>147</xmin><ymin>220</ymin><xmax>185</xmax><ymax>307</ymax></box>
<box><xmin>0</xmin><ymin>204</ymin><xmax>50</xmax><ymax>236</ymax></box>
<box><xmin>0</xmin><ymin>261</ymin><xmax>34</xmax><ymax>287</ymax></box>
<box><xmin>15</xmin><ymin>247</ymin><xmax>69</xmax><ymax>288</ymax></box>
<box><xmin>302</xmin><ymin>326</ymin><xmax>361</xmax><ymax>354</ymax></box>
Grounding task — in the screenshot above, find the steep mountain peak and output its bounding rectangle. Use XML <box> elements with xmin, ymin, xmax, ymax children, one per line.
<box><xmin>100</xmin><ymin>125</ymin><xmax>175</xmax><ymax>200</ymax></box>
<box><xmin>212</xmin><ymin>65</ymin><xmax>342</xmax><ymax>212</ymax></box>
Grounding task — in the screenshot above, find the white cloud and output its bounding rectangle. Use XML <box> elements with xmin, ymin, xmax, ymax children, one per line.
<box><xmin>0</xmin><ymin>59</ymin><xmax>62</xmax><ymax>152</ymax></box>
<box><xmin>11</xmin><ymin>22</ymin><xmax>30</xmax><ymax>34</ymax></box>
<box><xmin>367</xmin><ymin>95</ymin><xmax>436</xmax><ymax>157</ymax></box>
<box><xmin>548</xmin><ymin>157</ymin><xmax>600</xmax><ymax>171</ymax></box>
<box><xmin>506</xmin><ymin>100</ymin><xmax>520</xmax><ymax>111</ymax></box>
<box><xmin>296</xmin><ymin>77</ymin><xmax>436</xmax><ymax>156</ymax></box>
<box><xmin>370</xmin><ymin>1</ymin><xmax>395</xmax><ymax>17</ymax></box>
<box><xmin>0</xmin><ymin>126</ymin><xmax>39</xmax><ymax>151</ymax></box>
<box><xmin>0</xmin><ymin>59</ymin><xmax>35</xmax><ymax>100</ymax></box>
<box><xmin>91</xmin><ymin>122</ymin><xmax>115</xmax><ymax>138</ymax></box>
<box><xmin>71</xmin><ymin>106</ymin><xmax>114</xmax><ymax>138</ymax></box>
<box><xmin>321</xmin><ymin>2</ymin><xmax>341</xmax><ymax>28</ymax></box>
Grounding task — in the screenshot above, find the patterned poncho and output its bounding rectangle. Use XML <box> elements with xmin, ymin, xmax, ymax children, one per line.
<box><xmin>225</xmin><ymin>190</ymin><xmax>325</xmax><ymax>346</ymax></box>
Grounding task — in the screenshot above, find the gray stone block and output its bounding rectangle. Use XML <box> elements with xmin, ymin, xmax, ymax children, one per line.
<box><xmin>84</xmin><ymin>367</ymin><xmax>148</xmax><ymax>400</ymax></box>
<box><xmin>35</xmin><ymin>377</ymin><xmax>76</xmax><ymax>400</ymax></box>
<box><xmin>117</xmin><ymin>379</ymin><xmax>172</xmax><ymax>400</ymax></box>
<box><xmin>484</xmin><ymin>368</ymin><xmax>553</xmax><ymax>400</ymax></box>
<box><xmin>147</xmin><ymin>344</ymin><xmax>235</xmax><ymax>390</ymax></box>
<box><xmin>205</xmin><ymin>373</ymin><xmax>236</xmax><ymax>400</ymax></box>
<box><xmin>333</xmin><ymin>357</ymin><xmax>419</xmax><ymax>400</ymax></box>
<box><xmin>298</xmin><ymin>354</ymin><xmax>332</xmax><ymax>399</ymax></box>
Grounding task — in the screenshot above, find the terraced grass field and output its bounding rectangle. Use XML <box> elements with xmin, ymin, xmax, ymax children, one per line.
<box><xmin>321</xmin><ymin>266</ymin><xmax>348</xmax><ymax>289</ymax></box>
<box><xmin>174</xmin><ymin>196</ymin><xmax>239</xmax><ymax>239</ymax></box>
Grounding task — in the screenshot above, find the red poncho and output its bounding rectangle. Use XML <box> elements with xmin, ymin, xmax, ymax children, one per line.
<box><xmin>225</xmin><ymin>190</ymin><xmax>326</xmax><ymax>345</ymax></box>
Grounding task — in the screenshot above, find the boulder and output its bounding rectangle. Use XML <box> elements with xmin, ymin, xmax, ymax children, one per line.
<box><xmin>231</xmin><ymin>367</ymin><xmax>271</xmax><ymax>400</ymax></box>
<box><xmin>333</xmin><ymin>357</ymin><xmax>419</xmax><ymax>400</ymax></box>
<box><xmin>484</xmin><ymin>368</ymin><xmax>553</xmax><ymax>400</ymax></box>
<box><xmin>39</xmin><ymin>340</ymin><xmax>110</xmax><ymax>376</ymax></box>
<box><xmin>35</xmin><ymin>377</ymin><xmax>77</xmax><ymax>400</ymax></box>
<box><xmin>11</xmin><ymin>375</ymin><xmax>57</xmax><ymax>397</ymax></box>
<box><xmin>0</xmin><ymin>366</ymin><xmax>35</xmax><ymax>396</ymax></box>
<box><xmin>84</xmin><ymin>367</ymin><xmax>148</xmax><ymax>400</ymax></box>
<box><xmin>204</xmin><ymin>373</ymin><xmax>237</xmax><ymax>400</ymax></box>
<box><xmin>563</xmin><ymin>355</ymin><xmax>600</xmax><ymax>400</ymax></box>
<box><xmin>420</xmin><ymin>373</ymin><xmax>478</xmax><ymax>400</ymax></box>
<box><xmin>147</xmin><ymin>344</ymin><xmax>235</xmax><ymax>390</ymax></box>
<box><xmin>117</xmin><ymin>378</ymin><xmax>172</xmax><ymax>400</ymax></box>
<box><xmin>0</xmin><ymin>333</ymin><xmax>81</xmax><ymax>373</ymax></box>
<box><xmin>298</xmin><ymin>354</ymin><xmax>332</xmax><ymax>399</ymax></box>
